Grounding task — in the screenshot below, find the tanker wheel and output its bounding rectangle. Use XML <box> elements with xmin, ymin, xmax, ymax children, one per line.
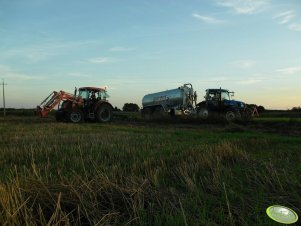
<box><xmin>153</xmin><ymin>106</ymin><xmax>165</xmax><ymax>119</ymax></box>
<box><xmin>96</xmin><ymin>105</ymin><xmax>112</xmax><ymax>122</ymax></box>
<box><xmin>142</xmin><ymin>108</ymin><xmax>152</xmax><ymax>120</ymax></box>
<box><xmin>225</xmin><ymin>110</ymin><xmax>236</xmax><ymax>122</ymax></box>
<box><xmin>198</xmin><ymin>107</ymin><xmax>209</xmax><ymax>119</ymax></box>
<box><xmin>68</xmin><ymin>109</ymin><xmax>84</xmax><ymax>123</ymax></box>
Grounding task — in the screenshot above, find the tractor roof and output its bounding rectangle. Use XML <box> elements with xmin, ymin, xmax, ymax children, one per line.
<box><xmin>79</xmin><ymin>87</ymin><xmax>106</xmax><ymax>92</ymax></box>
<box><xmin>206</xmin><ymin>89</ymin><xmax>229</xmax><ymax>93</ymax></box>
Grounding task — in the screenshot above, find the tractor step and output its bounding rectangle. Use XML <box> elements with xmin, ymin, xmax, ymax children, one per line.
<box><xmin>88</xmin><ymin>112</ymin><xmax>95</xmax><ymax>119</ymax></box>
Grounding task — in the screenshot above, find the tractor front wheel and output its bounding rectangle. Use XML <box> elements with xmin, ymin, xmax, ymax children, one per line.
<box><xmin>96</xmin><ymin>105</ymin><xmax>112</xmax><ymax>122</ymax></box>
<box><xmin>55</xmin><ymin>111</ymin><xmax>65</xmax><ymax>122</ymax></box>
<box><xmin>68</xmin><ymin>109</ymin><xmax>84</xmax><ymax>123</ymax></box>
<box><xmin>225</xmin><ymin>110</ymin><xmax>236</xmax><ymax>122</ymax></box>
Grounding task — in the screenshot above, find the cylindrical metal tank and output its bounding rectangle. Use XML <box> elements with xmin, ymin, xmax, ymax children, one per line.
<box><xmin>142</xmin><ymin>84</ymin><xmax>193</xmax><ymax>109</ymax></box>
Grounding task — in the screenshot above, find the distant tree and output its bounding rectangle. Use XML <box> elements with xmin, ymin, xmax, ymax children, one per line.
<box><xmin>122</xmin><ymin>103</ymin><xmax>140</xmax><ymax>112</ymax></box>
<box><xmin>113</xmin><ymin>106</ymin><xmax>121</xmax><ymax>112</ymax></box>
<box><xmin>257</xmin><ymin>105</ymin><xmax>265</xmax><ymax>113</ymax></box>
<box><xmin>291</xmin><ymin>106</ymin><xmax>301</xmax><ymax>112</ymax></box>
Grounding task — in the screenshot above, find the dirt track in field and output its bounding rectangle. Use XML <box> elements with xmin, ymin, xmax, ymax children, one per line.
<box><xmin>112</xmin><ymin>117</ymin><xmax>301</xmax><ymax>136</ymax></box>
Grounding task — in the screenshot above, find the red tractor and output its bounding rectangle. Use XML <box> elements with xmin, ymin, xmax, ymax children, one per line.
<box><xmin>35</xmin><ymin>87</ymin><xmax>113</xmax><ymax>123</ymax></box>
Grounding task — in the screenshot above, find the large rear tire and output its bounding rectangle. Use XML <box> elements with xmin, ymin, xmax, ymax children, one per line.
<box><xmin>96</xmin><ymin>104</ymin><xmax>112</xmax><ymax>122</ymax></box>
<box><xmin>68</xmin><ymin>109</ymin><xmax>84</xmax><ymax>123</ymax></box>
<box><xmin>198</xmin><ymin>107</ymin><xmax>209</xmax><ymax>119</ymax></box>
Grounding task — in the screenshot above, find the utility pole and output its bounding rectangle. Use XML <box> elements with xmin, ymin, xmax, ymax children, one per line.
<box><xmin>1</xmin><ymin>79</ymin><xmax>7</xmax><ymax>117</ymax></box>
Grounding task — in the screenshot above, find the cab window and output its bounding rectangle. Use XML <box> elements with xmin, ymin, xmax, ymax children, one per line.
<box><xmin>221</xmin><ymin>91</ymin><xmax>230</xmax><ymax>101</ymax></box>
<box><xmin>78</xmin><ymin>90</ymin><xmax>89</xmax><ymax>99</ymax></box>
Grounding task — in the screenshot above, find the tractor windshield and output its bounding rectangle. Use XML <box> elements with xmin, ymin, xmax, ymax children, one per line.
<box><xmin>221</xmin><ymin>91</ymin><xmax>231</xmax><ymax>101</ymax></box>
<box><xmin>78</xmin><ymin>90</ymin><xmax>89</xmax><ymax>99</ymax></box>
<box><xmin>206</xmin><ymin>89</ymin><xmax>231</xmax><ymax>101</ymax></box>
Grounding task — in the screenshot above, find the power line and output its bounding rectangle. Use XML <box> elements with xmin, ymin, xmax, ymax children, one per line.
<box><xmin>1</xmin><ymin>79</ymin><xmax>7</xmax><ymax>117</ymax></box>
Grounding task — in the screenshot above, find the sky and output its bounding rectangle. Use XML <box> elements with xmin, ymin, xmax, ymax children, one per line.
<box><xmin>0</xmin><ymin>0</ymin><xmax>301</xmax><ymax>110</ymax></box>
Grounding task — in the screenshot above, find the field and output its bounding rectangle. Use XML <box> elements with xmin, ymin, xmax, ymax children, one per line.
<box><xmin>0</xmin><ymin>114</ymin><xmax>300</xmax><ymax>225</ymax></box>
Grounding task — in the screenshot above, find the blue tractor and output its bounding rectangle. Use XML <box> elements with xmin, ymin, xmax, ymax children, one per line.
<box><xmin>196</xmin><ymin>88</ymin><xmax>253</xmax><ymax>122</ymax></box>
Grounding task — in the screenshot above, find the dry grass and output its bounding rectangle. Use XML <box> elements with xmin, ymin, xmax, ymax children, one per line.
<box><xmin>0</xmin><ymin>116</ymin><xmax>301</xmax><ymax>225</ymax></box>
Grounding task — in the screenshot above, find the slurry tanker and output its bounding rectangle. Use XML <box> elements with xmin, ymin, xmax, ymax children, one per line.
<box><xmin>141</xmin><ymin>83</ymin><xmax>254</xmax><ymax>122</ymax></box>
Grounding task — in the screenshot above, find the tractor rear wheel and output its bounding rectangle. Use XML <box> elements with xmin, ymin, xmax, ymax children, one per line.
<box><xmin>68</xmin><ymin>109</ymin><xmax>84</xmax><ymax>123</ymax></box>
<box><xmin>96</xmin><ymin>105</ymin><xmax>112</xmax><ymax>122</ymax></box>
<box><xmin>198</xmin><ymin>107</ymin><xmax>209</xmax><ymax>119</ymax></box>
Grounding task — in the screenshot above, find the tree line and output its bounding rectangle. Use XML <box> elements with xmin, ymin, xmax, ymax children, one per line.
<box><xmin>113</xmin><ymin>103</ymin><xmax>140</xmax><ymax>112</ymax></box>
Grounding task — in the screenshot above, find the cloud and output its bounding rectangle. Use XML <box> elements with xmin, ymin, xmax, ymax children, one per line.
<box><xmin>0</xmin><ymin>40</ymin><xmax>101</xmax><ymax>63</ymax></box>
<box><xmin>288</xmin><ymin>23</ymin><xmax>301</xmax><ymax>31</ymax></box>
<box><xmin>237</xmin><ymin>78</ymin><xmax>262</xmax><ymax>84</ymax></box>
<box><xmin>109</xmin><ymin>46</ymin><xmax>134</xmax><ymax>52</ymax></box>
<box><xmin>0</xmin><ymin>64</ymin><xmax>46</xmax><ymax>81</ymax></box>
<box><xmin>274</xmin><ymin>11</ymin><xmax>295</xmax><ymax>24</ymax></box>
<box><xmin>231</xmin><ymin>60</ymin><xmax>256</xmax><ymax>69</ymax></box>
<box><xmin>88</xmin><ymin>57</ymin><xmax>112</xmax><ymax>64</ymax></box>
<box><xmin>274</xmin><ymin>10</ymin><xmax>301</xmax><ymax>32</ymax></box>
<box><xmin>1</xmin><ymin>46</ymin><xmax>51</xmax><ymax>63</ymax></box>
<box><xmin>217</xmin><ymin>0</ymin><xmax>267</xmax><ymax>14</ymax></box>
<box><xmin>276</xmin><ymin>66</ymin><xmax>301</xmax><ymax>75</ymax></box>
<box><xmin>192</xmin><ymin>13</ymin><xmax>225</xmax><ymax>24</ymax></box>
<box><xmin>65</xmin><ymin>72</ymin><xmax>91</xmax><ymax>78</ymax></box>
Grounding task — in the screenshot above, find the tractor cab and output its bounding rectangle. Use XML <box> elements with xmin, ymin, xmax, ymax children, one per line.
<box><xmin>75</xmin><ymin>87</ymin><xmax>110</xmax><ymax>112</ymax></box>
<box><xmin>205</xmin><ymin>89</ymin><xmax>245</xmax><ymax>111</ymax></box>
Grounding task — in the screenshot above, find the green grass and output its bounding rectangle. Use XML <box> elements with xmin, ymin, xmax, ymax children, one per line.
<box><xmin>255</xmin><ymin>117</ymin><xmax>301</xmax><ymax>122</ymax></box>
<box><xmin>0</xmin><ymin>115</ymin><xmax>300</xmax><ymax>225</ymax></box>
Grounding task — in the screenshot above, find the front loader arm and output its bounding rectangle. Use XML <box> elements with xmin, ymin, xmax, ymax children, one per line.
<box><xmin>35</xmin><ymin>90</ymin><xmax>75</xmax><ymax>118</ymax></box>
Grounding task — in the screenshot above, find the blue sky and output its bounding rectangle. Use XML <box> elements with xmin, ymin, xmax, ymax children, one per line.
<box><xmin>1</xmin><ymin>0</ymin><xmax>301</xmax><ymax>109</ymax></box>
